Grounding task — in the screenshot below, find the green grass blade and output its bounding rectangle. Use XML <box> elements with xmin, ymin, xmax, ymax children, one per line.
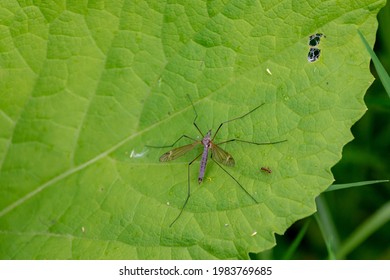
<box><xmin>336</xmin><ymin>201</ymin><xmax>390</xmax><ymax>259</ymax></box>
<box><xmin>282</xmin><ymin>220</ymin><xmax>310</xmax><ymax>260</ymax></box>
<box><xmin>326</xmin><ymin>180</ymin><xmax>389</xmax><ymax>192</ymax></box>
<box><xmin>314</xmin><ymin>196</ymin><xmax>340</xmax><ymax>259</ymax></box>
<box><xmin>358</xmin><ymin>29</ymin><xmax>390</xmax><ymax>97</ymax></box>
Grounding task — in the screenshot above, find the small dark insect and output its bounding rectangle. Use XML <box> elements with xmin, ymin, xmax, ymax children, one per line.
<box><xmin>148</xmin><ymin>95</ymin><xmax>287</xmax><ymax>226</ymax></box>
<box><xmin>260</xmin><ymin>167</ymin><xmax>272</xmax><ymax>174</ymax></box>
<box><xmin>308</xmin><ymin>47</ymin><xmax>321</xmax><ymax>62</ymax></box>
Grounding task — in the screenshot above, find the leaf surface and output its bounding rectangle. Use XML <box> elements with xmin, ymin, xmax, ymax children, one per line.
<box><xmin>0</xmin><ymin>0</ymin><xmax>384</xmax><ymax>259</ymax></box>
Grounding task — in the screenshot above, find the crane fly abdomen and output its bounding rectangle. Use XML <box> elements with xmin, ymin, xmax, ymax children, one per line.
<box><xmin>198</xmin><ymin>131</ymin><xmax>212</xmax><ymax>183</ymax></box>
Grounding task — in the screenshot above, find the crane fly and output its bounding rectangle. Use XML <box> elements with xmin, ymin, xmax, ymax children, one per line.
<box><xmin>149</xmin><ymin>95</ymin><xmax>287</xmax><ymax>227</ymax></box>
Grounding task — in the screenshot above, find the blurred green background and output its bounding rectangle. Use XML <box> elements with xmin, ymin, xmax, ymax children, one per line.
<box><xmin>255</xmin><ymin>2</ymin><xmax>390</xmax><ymax>260</ymax></box>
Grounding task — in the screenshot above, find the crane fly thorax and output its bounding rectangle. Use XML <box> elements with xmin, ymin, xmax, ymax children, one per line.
<box><xmin>202</xmin><ymin>130</ymin><xmax>212</xmax><ymax>147</ymax></box>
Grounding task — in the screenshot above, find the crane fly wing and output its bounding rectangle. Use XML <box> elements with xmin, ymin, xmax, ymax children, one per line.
<box><xmin>211</xmin><ymin>143</ymin><xmax>235</xmax><ymax>167</ymax></box>
<box><xmin>159</xmin><ymin>142</ymin><xmax>200</xmax><ymax>162</ymax></box>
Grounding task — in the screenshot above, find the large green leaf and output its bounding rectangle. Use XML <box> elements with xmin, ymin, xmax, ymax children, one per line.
<box><xmin>0</xmin><ymin>0</ymin><xmax>384</xmax><ymax>259</ymax></box>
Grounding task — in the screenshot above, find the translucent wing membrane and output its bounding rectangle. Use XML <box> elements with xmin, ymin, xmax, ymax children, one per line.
<box><xmin>159</xmin><ymin>142</ymin><xmax>200</xmax><ymax>162</ymax></box>
<box><xmin>210</xmin><ymin>143</ymin><xmax>235</xmax><ymax>167</ymax></box>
